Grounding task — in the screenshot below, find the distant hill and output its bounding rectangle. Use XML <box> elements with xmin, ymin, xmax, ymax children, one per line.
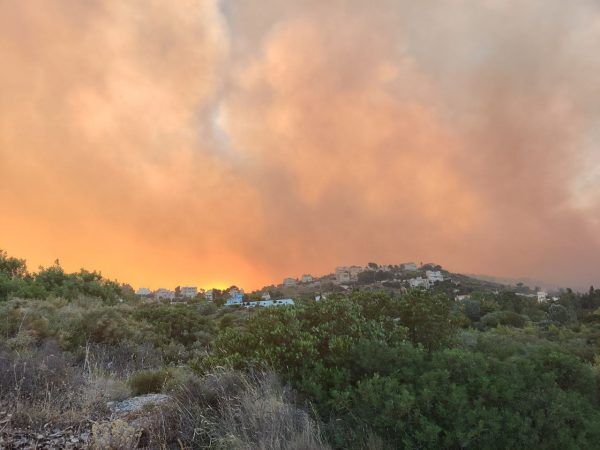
<box><xmin>260</xmin><ymin>263</ymin><xmax>543</xmax><ymax>298</ymax></box>
<box><xmin>465</xmin><ymin>273</ymin><xmax>564</xmax><ymax>292</ymax></box>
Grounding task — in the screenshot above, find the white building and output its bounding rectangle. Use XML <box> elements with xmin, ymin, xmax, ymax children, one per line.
<box><xmin>349</xmin><ymin>266</ymin><xmax>363</xmax><ymax>279</ymax></box>
<box><xmin>155</xmin><ymin>288</ymin><xmax>175</xmax><ymax>300</ymax></box>
<box><xmin>180</xmin><ymin>286</ymin><xmax>198</xmax><ymax>298</ymax></box>
<box><xmin>408</xmin><ymin>277</ymin><xmax>430</xmax><ymax>289</ymax></box>
<box><xmin>455</xmin><ymin>294</ymin><xmax>471</xmax><ymax>301</ymax></box>
<box><xmin>205</xmin><ymin>289</ymin><xmax>214</xmax><ymax>301</ymax></box>
<box><xmin>537</xmin><ymin>291</ymin><xmax>549</xmax><ymax>302</ymax></box>
<box><xmin>426</xmin><ymin>270</ymin><xmax>444</xmax><ymax>283</ymax></box>
<box><xmin>259</xmin><ymin>299</ymin><xmax>274</xmax><ymax>307</ymax></box>
<box><xmin>402</xmin><ymin>262</ymin><xmax>418</xmax><ymax>271</ymax></box>
<box><xmin>335</xmin><ymin>266</ymin><xmax>364</xmax><ymax>283</ymax></box>
<box><xmin>283</xmin><ymin>277</ymin><xmax>297</xmax><ymax>287</ymax></box>
<box><xmin>274</xmin><ymin>298</ymin><xmax>294</xmax><ymax>306</ymax></box>
<box><xmin>261</xmin><ymin>292</ymin><xmax>271</xmax><ymax>300</ymax></box>
<box><xmin>228</xmin><ymin>287</ymin><xmax>244</xmax><ymax>295</ymax></box>
<box><xmin>243</xmin><ymin>298</ymin><xmax>295</xmax><ymax>308</ymax></box>
<box><xmin>225</xmin><ymin>291</ymin><xmax>244</xmax><ymax>306</ymax></box>
<box><xmin>136</xmin><ymin>287</ymin><xmax>152</xmax><ymax>296</ymax></box>
<box><xmin>301</xmin><ymin>274</ymin><xmax>313</xmax><ymax>283</ymax></box>
<box><xmin>335</xmin><ymin>267</ymin><xmax>351</xmax><ymax>284</ymax></box>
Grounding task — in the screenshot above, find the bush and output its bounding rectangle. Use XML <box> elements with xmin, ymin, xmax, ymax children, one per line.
<box><xmin>481</xmin><ymin>310</ymin><xmax>528</xmax><ymax>328</ymax></box>
<box><xmin>548</xmin><ymin>304</ymin><xmax>570</xmax><ymax>325</ymax></box>
<box><xmin>397</xmin><ymin>289</ymin><xmax>458</xmax><ymax>351</ymax></box>
<box><xmin>66</xmin><ymin>307</ymin><xmax>134</xmax><ymax>350</ymax></box>
<box><xmin>133</xmin><ymin>305</ymin><xmax>215</xmax><ymax>346</ymax></box>
<box><xmin>128</xmin><ymin>369</ymin><xmax>169</xmax><ymax>396</ymax></box>
<box><xmin>212</xmin><ymin>292</ymin><xmax>600</xmax><ymax>449</ymax></box>
<box><xmin>84</xmin><ymin>342</ymin><xmax>164</xmax><ymax>378</ymax></box>
<box><xmin>0</xmin><ymin>341</ymin><xmax>84</xmax><ymax>404</ymax></box>
<box><xmin>197</xmin><ymin>301</ymin><xmax>217</xmax><ymax>316</ymax></box>
<box><xmin>0</xmin><ymin>341</ymin><xmax>107</xmax><ymax>428</ymax></box>
<box><xmin>147</xmin><ymin>370</ymin><xmax>329</xmax><ymax>449</ymax></box>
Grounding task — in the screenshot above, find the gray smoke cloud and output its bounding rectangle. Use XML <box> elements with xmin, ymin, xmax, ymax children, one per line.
<box><xmin>1</xmin><ymin>0</ymin><xmax>599</xmax><ymax>289</ymax></box>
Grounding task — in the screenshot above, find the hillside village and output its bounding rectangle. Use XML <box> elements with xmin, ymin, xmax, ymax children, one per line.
<box><xmin>134</xmin><ymin>261</ymin><xmax>558</xmax><ymax>308</ymax></box>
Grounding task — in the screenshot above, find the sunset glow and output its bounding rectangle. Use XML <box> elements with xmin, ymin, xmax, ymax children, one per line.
<box><xmin>2</xmin><ymin>0</ymin><xmax>600</xmax><ymax>290</ymax></box>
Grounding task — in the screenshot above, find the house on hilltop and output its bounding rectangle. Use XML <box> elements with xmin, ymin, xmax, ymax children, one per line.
<box><xmin>426</xmin><ymin>270</ymin><xmax>444</xmax><ymax>283</ymax></box>
<box><xmin>301</xmin><ymin>274</ymin><xmax>313</xmax><ymax>283</ymax></box>
<box><xmin>155</xmin><ymin>288</ymin><xmax>175</xmax><ymax>300</ymax></box>
<box><xmin>180</xmin><ymin>286</ymin><xmax>198</xmax><ymax>298</ymax></box>
<box><xmin>225</xmin><ymin>291</ymin><xmax>244</xmax><ymax>306</ymax></box>
<box><xmin>408</xmin><ymin>277</ymin><xmax>429</xmax><ymax>289</ymax></box>
<box><xmin>335</xmin><ymin>266</ymin><xmax>364</xmax><ymax>283</ymax></box>
<box><xmin>283</xmin><ymin>277</ymin><xmax>297</xmax><ymax>287</ymax></box>
<box><xmin>242</xmin><ymin>298</ymin><xmax>295</xmax><ymax>308</ymax></box>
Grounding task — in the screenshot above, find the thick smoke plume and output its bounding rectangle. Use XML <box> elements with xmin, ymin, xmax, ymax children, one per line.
<box><xmin>1</xmin><ymin>0</ymin><xmax>599</xmax><ymax>289</ymax></box>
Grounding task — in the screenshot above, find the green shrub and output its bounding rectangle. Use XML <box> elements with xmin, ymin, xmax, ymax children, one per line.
<box><xmin>548</xmin><ymin>304</ymin><xmax>570</xmax><ymax>325</ymax></box>
<box><xmin>128</xmin><ymin>369</ymin><xmax>169</xmax><ymax>396</ymax></box>
<box><xmin>212</xmin><ymin>291</ymin><xmax>600</xmax><ymax>449</ymax></box>
<box><xmin>133</xmin><ymin>305</ymin><xmax>215</xmax><ymax>346</ymax></box>
<box><xmin>481</xmin><ymin>310</ymin><xmax>528</xmax><ymax>328</ymax></box>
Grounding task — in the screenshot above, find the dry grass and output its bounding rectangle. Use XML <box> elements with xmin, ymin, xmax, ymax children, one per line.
<box><xmin>84</xmin><ymin>341</ymin><xmax>164</xmax><ymax>378</ymax></box>
<box><xmin>149</xmin><ymin>370</ymin><xmax>329</xmax><ymax>449</ymax></box>
<box><xmin>0</xmin><ymin>340</ymin><xmax>328</xmax><ymax>448</ymax></box>
<box><xmin>0</xmin><ymin>341</ymin><xmax>94</xmax><ymax>426</ymax></box>
<box><xmin>0</xmin><ymin>341</ymin><xmax>125</xmax><ymax>430</ymax></box>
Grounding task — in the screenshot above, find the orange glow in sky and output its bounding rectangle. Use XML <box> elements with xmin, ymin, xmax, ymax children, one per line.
<box><xmin>2</xmin><ymin>0</ymin><xmax>600</xmax><ymax>290</ymax></box>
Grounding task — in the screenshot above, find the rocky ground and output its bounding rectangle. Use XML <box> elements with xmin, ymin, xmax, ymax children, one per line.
<box><xmin>0</xmin><ymin>395</ymin><xmax>170</xmax><ymax>449</ymax></box>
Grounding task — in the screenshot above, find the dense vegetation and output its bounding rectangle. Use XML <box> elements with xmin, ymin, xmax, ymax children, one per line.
<box><xmin>213</xmin><ymin>291</ymin><xmax>600</xmax><ymax>448</ymax></box>
<box><xmin>0</xmin><ymin>250</ymin><xmax>128</xmax><ymax>303</ymax></box>
<box><xmin>3</xmin><ymin>249</ymin><xmax>600</xmax><ymax>448</ymax></box>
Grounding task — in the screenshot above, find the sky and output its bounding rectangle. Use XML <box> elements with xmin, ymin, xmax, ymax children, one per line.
<box><xmin>1</xmin><ymin>0</ymin><xmax>600</xmax><ymax>291</ymax></box>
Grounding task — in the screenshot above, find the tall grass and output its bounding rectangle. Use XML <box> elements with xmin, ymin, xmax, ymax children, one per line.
<box><xmin>149</xmin><ymin>370</ymin><xmax>329</xmax><ymax>449</ymax></box>
<box><xmin>0</xmin><ymin>341</ymin><xmax>107</xmax><ymax>427</ymax></box>
<box><xmin>0</xmin><ymin>339</ymin><xmax>328</xmax><ymax>449</ymax></box>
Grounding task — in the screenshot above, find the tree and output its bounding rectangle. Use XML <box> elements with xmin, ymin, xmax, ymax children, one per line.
<box><xmin>0</xmin><ymin>250</ymin><xmax>27</xmax><ymax>278</ymax></box>
<box><xmin>462</xmin><ymin>299</ymin><xmax>481</xmax><ymax>322</ymax></box>
<box><xmin>0</xmin><ymin>250</ymin><xmax>27</xmax><ymax>301</ymax></box>
<box><xmin>548</xmin><ymin>304</ymin><xmax>569</xmax><ymax>325</ymax></box>
<box><xmin>120</xmin><ymin>283</ymin><xmax>136</xmax><ymax>301</ymax></box>
<box><xmin>397</xmin><ymin>290</ymin><xmax>457</xmax><ymax>351</ymax></box>
<box><xmin>374</xmin><ymin>270</ymin><xmax>392</xmax><ymax>281</ymax></box>
<box><xmin>357</xmin><ymin>270</ymin><xmax>375</xmax><ymax>284</ymax></box>
<box><xmin>481</xmin><ymin>310</ymin><xmax>527</xmax><ymax>328</ymax></box>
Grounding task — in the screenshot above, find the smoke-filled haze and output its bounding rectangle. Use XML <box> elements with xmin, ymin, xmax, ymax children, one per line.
<box><xmin>1</xmin><ymin>0</ymin><xmax>599</xmax><ymax>289</ymax></box>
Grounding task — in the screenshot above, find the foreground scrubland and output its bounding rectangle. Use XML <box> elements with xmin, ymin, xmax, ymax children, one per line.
<box><xmin>3</xmin><ymin>251</ymin><xmax>600</xmax><ymax>448</ymax></box>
